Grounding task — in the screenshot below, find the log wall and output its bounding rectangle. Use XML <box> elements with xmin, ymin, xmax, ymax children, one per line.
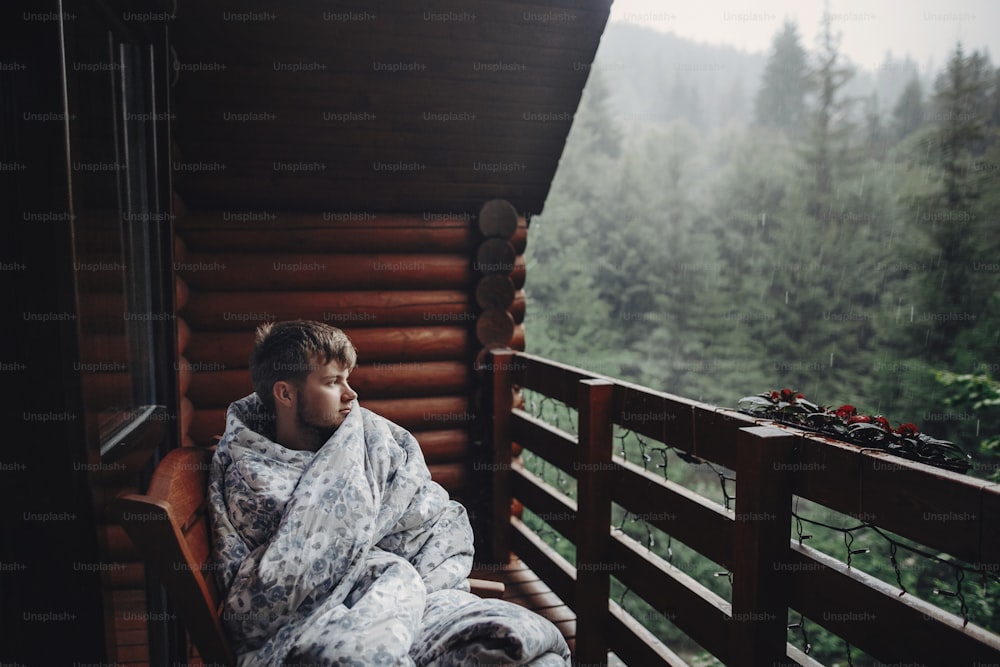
<box><xmin>173</xmin><ymin>200</ymin><xmax>528</xmax><ymax>500</ymax></box>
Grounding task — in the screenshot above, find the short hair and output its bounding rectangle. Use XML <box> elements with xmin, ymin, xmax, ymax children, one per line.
<box><xmin>249</xmin><ymin>320</ymin><xmax>357</xmax><ymax>412</ymax></box>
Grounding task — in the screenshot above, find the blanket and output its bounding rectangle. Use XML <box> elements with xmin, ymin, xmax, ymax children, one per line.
<box><xmin>209</xmin><ymin>394</ymin><xmax>572</xmax><ymax>666</ymax></box>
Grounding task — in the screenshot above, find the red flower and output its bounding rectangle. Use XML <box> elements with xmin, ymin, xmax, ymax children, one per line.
<box><xmin>848</xmin><ymin>415</ymin><xmax>872</xmax><ymax>424</ymax></box>
<box><xmin>835</xmin><ymin>404</ymin><xmax>857</xmax><ymax>420</ymax></box>
<box><xmin>895</xmin><ymin>423</ymin><xmax>919</xmax><ymax>437</ymax></box>
<box><xmin>873</xmin><ymin>416</ymin><xmax>892</xmax><ymax>430</ymax></box>
<box><xmin>770</xmin><ymin>390</ymin><xmax>782</xmax><ymax>402</ymax></box>
<box><xmin>780</xmin><ymin>388</ymin><xmax>795</xmax><ymax>402</ymax></box>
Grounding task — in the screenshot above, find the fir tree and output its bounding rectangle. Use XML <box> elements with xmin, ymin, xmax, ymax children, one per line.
<box><xmin>892</xmin><ymin>76</ymin><xmax>925</xmax><ymax>141</ymax></box>
<box><xmin>801</xmin><ymin>4</ymin><xmax>857</xmax><ymax>212</ymax></box>
<box><xmin>914</xmin><ymin>46</ymin><xmax>994</xmax><ymax>364</ymax></box>
<box><xmin>753</xmin><ymin>21</ymin><xmax>810</xmax><ymax>136</ymax></box>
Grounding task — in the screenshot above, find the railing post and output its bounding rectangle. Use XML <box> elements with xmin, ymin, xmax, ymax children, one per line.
<box><xmin>731</xmin><ymin>426</ymin><xmax>795</xmax><ymax>667</ymax></box>
<box><xmin>730</xmin><ymin>425</ymin><xmax>796</xmax><ymax>667</ymax></box>
<box><xmin>575</xmin><ymin>379</ymin><xmax>614</xmax><ymax>666</ymax></box>
<box><xmin>489</xmin><ymin>349</ymin><xmax>515</xmax><ymax>563</ymax></box>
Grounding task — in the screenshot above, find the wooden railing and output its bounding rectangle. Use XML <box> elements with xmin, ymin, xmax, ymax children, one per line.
<box><xmin>485</xmin><ymin>350</ymin><xmax>1000</xmax><ymax>667</ymax></box>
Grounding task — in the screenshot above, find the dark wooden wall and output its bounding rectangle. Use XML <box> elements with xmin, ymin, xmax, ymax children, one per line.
<box><xmin>172</xmin><ymin>201</ymin><xmax>529</xmax><ymax>499</ymax></box>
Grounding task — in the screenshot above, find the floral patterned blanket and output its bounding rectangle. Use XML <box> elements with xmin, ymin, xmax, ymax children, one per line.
<box><xmin>209</xmin><ymin>394</ymin><xmax>571</xmax><ymax>666</ymax></box>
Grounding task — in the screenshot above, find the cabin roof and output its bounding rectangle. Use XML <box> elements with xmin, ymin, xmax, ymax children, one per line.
<box><xmin>170</xmin><ymin>1</ymin><xmax>612</xmax><ymax>214</ymax></box>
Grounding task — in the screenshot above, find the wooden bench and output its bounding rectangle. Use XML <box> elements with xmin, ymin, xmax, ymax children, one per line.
<box><xmin>113</xmin><ymin>446</ymin><xmax>503</xmax><ymax>666</ymax></box>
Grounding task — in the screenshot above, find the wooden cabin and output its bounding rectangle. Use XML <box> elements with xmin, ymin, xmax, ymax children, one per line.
<box><xmin>5</xmin><ymin>1</ymin><xmax>1000</xmax><ymax>666</ymax></box>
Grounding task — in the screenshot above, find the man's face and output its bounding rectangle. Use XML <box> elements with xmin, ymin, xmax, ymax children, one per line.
<box><xmin>293</xmin><ymin>358</ymin><xmax>358</xmax><ymax>442</ymax></box>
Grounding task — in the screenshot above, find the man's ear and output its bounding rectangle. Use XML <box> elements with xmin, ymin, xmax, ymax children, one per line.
<box><xmin>272</xmin><ymin>380</ymin><xmax>296</xmax><ymax>409</ymax></box>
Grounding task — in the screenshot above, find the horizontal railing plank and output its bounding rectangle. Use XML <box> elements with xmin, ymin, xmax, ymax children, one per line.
<box><xmin>982</xmin><ymin>483</ymin><xmax>1000</xmax><ymax>565</ymax></box>
<box><xmin>786</xmin><ymin>542</ymin><xmax>1000</xmax><ymax>665</ymax></box>
<box><xmin>612</xmin><ymin>381</ymin><xmax>698</xmax><ymax>451</ymax></box>
<box><xmin>510</xmin><ymin>410</ymin><xmax>577</xmax><ymax>476</ymax></box>
<box><xmin>607</xmin><ymin>600</ymin><xmax>688</xmax><ymax>667</ymax></box>
<box><xmin>610</xmin><ymin>531</ymin><xmax>733</xmax><ymax>665</ymax></box>
<box><xmin>509</xmin><ymin>517</ymin><xmax>575</xmax><ymax>609</ymax></box>
<box><xmin>792</xmin><ymin>433</ymin><xmax>1000</xmax><ymax>566</ymax></box>
<box><xmin>611</xmin><ymin>458</ymin><xmax>733</xmax><ymax>570</ymax></box>
<box><xmin>511</xmin><ymin>464</ymin><xmax>577</xmax><ymax>543</ymax></box>
<box><xmin>690</xmin><ymin>405</ymin><xmax>752</xmax><ymax>470</ymax></box>
<box><xmin>786</xmin><ymin>644</ymin><xmax>827</xmax><ymax>667</ymax></box>
<box><xmin>517</xmin><ymin>352</ymin><xmax>597</xmax><ymax>409</ymax></box>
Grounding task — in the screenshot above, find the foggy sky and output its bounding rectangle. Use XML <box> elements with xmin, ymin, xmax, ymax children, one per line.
<box><xmin>608</xmin><ymin>0</ymin><xmax>999</xmax><ymax>73</ymax></box>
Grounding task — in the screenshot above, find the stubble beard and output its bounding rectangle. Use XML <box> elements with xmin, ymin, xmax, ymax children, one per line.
<box><xmin>295</xmin><ymin>396</ymin><xmax>338</xmax><ymax>450</ymax></box>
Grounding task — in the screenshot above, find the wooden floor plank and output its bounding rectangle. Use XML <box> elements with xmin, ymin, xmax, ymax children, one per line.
<box><xmin>483</xmin><ymin>556</ymin><xmax>577</xmax><ymax>651</ymax></box>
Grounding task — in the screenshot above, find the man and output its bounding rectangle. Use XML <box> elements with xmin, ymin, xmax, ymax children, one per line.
<box><xmin>209</xmin><ymin>320</ymin><xmax>571</xmax><ymax>666</ymax></box>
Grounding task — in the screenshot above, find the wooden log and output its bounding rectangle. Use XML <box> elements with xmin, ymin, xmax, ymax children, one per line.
<box><xmin>510</xmin><ymin>290</ymin><xmax>525</xmax><ymax>324</ymax></box>
<box><xmin>186</xmin><ymin>361</ymin><xmax>472</xmax><ymax>407</ymax></box>
<box><xmin>174</xmin><ymin>234</ymin><xmax>188</xmax><ymax>263</ymax></box>
<box><xmin>511</xmin><ymin>324</ymin><xmax>525</xmax><ymax>351</ymax></box>
<box><xmin>172</xmin><ymin>190</ymin><xmax>187</xmax><ymax>220</ymax></box>
<box><xmin>476</xmin><ymin>308</ymin><xmax>515</xmax><ymax>349</ymax></box>
<box><xmin>176</xmin><ymin>253</ymin><xmax>476</xmax><ymax>291</ymax></box>
<box><xmin>174</xmin><ymin>185</ymin><xmax>550</xmax><ymax>220</ymax></box>
<box><xmin>176</xmin><ymin>317</ymin><xmax>191</xmax><ymax>355</ymax></box>
<box><xmin>477</xmin><ymin>199</ymin><xmax>519</xmax><ymax>239</ymax></box>
<box><xmin>179</xmin><ymin>396</ymin><xmax>194</xmax><ymax>446</ymax></box>
<box><xmin>475</xmin><ymin>274</ymin><xmax>515</xmax><ymax>310</ymax></box>
<box><xmin>177</xmin><ymin>213</ymin><xmax>476</xmax><ymax>253</ymax></box>
<box><xmin>428</xmin><ymin>463</ymin><xmax>466</xmax><ymax>497</ymax></box>
<box><xmin>411</xmin><ymin>429</ymin><xmax>470</xmax><ymax>464</ymax></box>
<box><xmin>183</xmin><ymin>326</ymin><xmax>473</xmax><ymax>366</ymax></box>
<box><xmin>189</xmin><ymin>396</ymin><xmax>473</xmax><ymax>444</ymax></box>
<box><xmin>175</xmin><ymin>276</ymin><xmax>189</xmax><ymax>311</ymax></box>
<box><xmin>473</xmin><ymin>348</ymin><xmax>491</xmax><ymax>378</ymax></box>
<box><xmin>510</xmin><ymin>254</ymin><xmax>526</xmax><ymax>290</ymax></box>
<box><xmin>177</xmin><ymin>356</ymin><xmax>193</xmax><ymax>397</ymax></box>
<box><xmin>511</xmin><ymin>216</ymin><xmax>528</xmax><ymax>255</ymax></box>
<box><xmin>180</xmin><ymin>290</ymin><xmax>473</xmax><ymax>330</ymax></box>
<box><xmin>475</xmin><ymin>238</ymin><xmax>516</xmax><ymax>275</ymax></box>
<box><xmin>164</xmin><ymin>426</ymin><xmax>470</xmax><ymax>466</ymax></box>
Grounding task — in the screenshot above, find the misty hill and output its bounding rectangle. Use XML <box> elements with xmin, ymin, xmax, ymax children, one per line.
<box><xmin>593</xmin><ymin>21</ymin><xmax>927</xmax><ymax>135</ymax></box>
